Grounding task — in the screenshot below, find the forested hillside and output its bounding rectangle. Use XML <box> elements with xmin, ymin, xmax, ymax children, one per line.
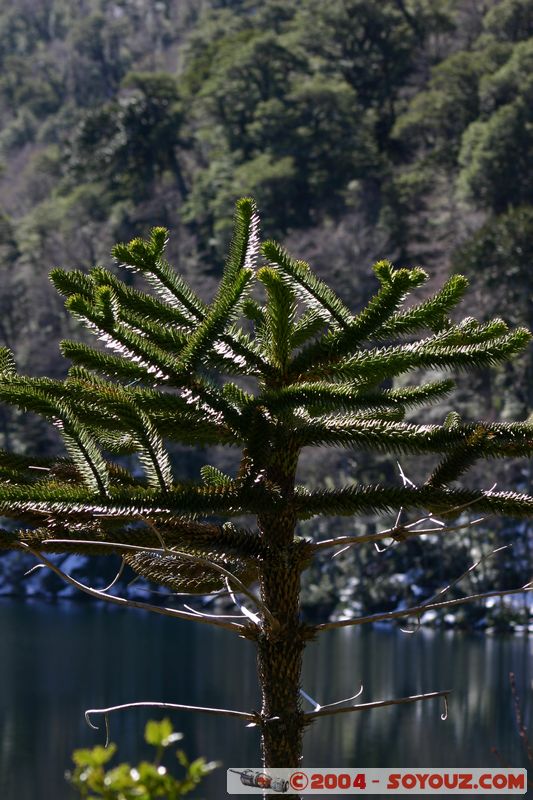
<box><xmin>1</xmin><ymin>0</ymin><xmax>532</xmax><ymax>620</ymax></box>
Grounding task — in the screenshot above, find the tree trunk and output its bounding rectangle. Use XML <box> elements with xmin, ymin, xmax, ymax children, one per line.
<box><xmin>257</xmin><ymin>544</ymin><xmax>305</xmax><ymax>767</ymax></box>
<box><xmin>256</xmin><ymin>527</ymin><xmax>306</xmax><ymax>800</ymax></box>
<box><xmin>252</xmin><ymin>434</ymin><xmax>310</xmax><ymax>797</ymax></box>
<box><xmin>255</xmin><ymin>434</ymin><xmax>307</xmax><ymax>796</ymax></box>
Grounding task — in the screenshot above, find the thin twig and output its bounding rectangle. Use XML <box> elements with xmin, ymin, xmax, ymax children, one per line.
<box><xmin>425</xmin><ymin>545</ymin><xmax>510</xmax><ymax>607</ymax></box>
<box><xmin>20</xmin><ymin>544</ymin><xmax>247</xmax><ymax>634</ymax></box>
<box><xmin>510</xmin><ymin>672</ymin><xmax>533</xmax><ymax>765</ymax></box>
<box><xmin>101</xmin><ymin>558</ymin><xmax>126</xmax><ymax>592</ymax></box>
<box><xmin>491</xmin><ymin>674</ymin><xmax>533</xmax><ymax>788</ymax></box>
<box><xmin>314</xmin><ymin>479</ymin><xmax>499</xmax><ymax>556</ymax></box>
<box><xmin>141</xmin><ymin>516</ymin><xmax>168</xmax><ymax>551</ymax></box>
<box><xmin>374</xmin><ymin>538</ymin><xmax>397</xmax><ymax>554</ymax></box>
<box><xmin>310</xmin><ymin>685</ymin><xmax>364</xmax><ymax>713</ymax></box>
<box><xmin>304</xmin><ymin>689</ymin><xmax>451</xmax><ymax>720</ymax></box>
<box><xmin>299</xmin><ymin>688</ymin><xmax>321</xmax><ymax>710</ymax></box>
<box><xmin>299</xmin><ymin>686</ymin><xmax>363</xmax><ymax>712</ymax></box>
<box><xmin>224</xmin><ymin>577</ymin><xmax>261</xmax><ymax>625</ymax></box>
<box><xmin>182</xmin><ymin>604</ymin><xmax>247</xmax><ymax>620</ymax></box>
<box><xmin>397</xmin><ymin>462</ymin><xmax>416</xmax><ymax>489</ymax></box>
<box><xmin>23</xmin><ymin>563</ymin><xmax>47</xmax><ymax>577</ymax></box>
<box><xmin>399</xmin><ymin>544</ymin><xmax>511</xmax><ymax>633</ymax></box>
<box><xmin>316</xmin><ymin>584</ymin><xmax>533</xmax><ymax>632</ymax></box>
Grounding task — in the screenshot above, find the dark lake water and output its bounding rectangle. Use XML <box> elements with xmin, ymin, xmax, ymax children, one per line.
<box><xmin>0</xmin><ymin>598</ymin><xmax>531</xmax><ymax>799</ymax></box>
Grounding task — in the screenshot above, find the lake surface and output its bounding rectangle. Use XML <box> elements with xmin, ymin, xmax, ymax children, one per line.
<box><xmin>0</xmin><ymin>598</ymin><xmax>531</xmax><ymax>799</ymax></box>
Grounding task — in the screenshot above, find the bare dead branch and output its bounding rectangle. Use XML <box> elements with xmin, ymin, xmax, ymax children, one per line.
<box><xmin>314</xmin><ymin>477</ymin><xmax>498</xmax><ymax>556</ymax></box>
<box><xmin>304</xmin><ymin>689</ymin><xmax>451</xmax><ymax>720</ymax></box>
<box><xmin>20</xmin><ymin>544</ymin><xmax>247</xmax><ymax>634</ymax></box>
<box><xmin>85</xmin><ymin>700</ymin><xmax>256</xmax><ymax>733</ymax></box>
<box><xmin>43</xmin><ymin>535</ymin><xmax>277</xmax><ymax>630</ymax></box>
<box><xmin>316</xmin><ymin>584</ymin><xmax>533</xmax><ymax>632</ymax></box>
<box><xmin>314</xmin><ymin>514</ymin><xmax>490</xmax><ymax>554</ymax></box>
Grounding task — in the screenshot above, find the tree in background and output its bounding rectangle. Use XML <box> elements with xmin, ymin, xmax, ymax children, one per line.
<box><xmin>68</xmin><ymin>72</ymin><xmax>186</xmax><ymax>200</ymax></box>
<box><xmin>180</xmin><ymin>0</ymin><xmax>455</xmax><ymax>239</ymax></box>
<box><xmin>0</xmin><ymin>0</ymin><xmax>530</xmax><ymax>620</ymax></box>
<box><xmin>391</xmin><ymin>0</ymin><xmax>533</xmax><ymax>431</ymax></box>
<box><xmin>452</xmin><ymin>206</ymin><xmax>533</xmax><ymax>427</ymax></box>
<box><xmin>393</xmin><ymin>0</ymin><xmax>533</xmax><ymax>232</ymax></box>
<box><xmin>1</xmin><ymin>199</ymin><xmax>533</xmax><ymax>786</ymax></box>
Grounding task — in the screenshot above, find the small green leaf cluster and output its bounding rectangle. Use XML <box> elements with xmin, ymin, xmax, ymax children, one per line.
<box><xmin>66</xmin><ymin>719</ymin><xmax>217</xmax><ymax>800</ymax></box>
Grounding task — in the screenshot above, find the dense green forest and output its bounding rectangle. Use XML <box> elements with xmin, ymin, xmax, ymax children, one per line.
<box><xmin>1</xmin><ymin>0</ymin><xmax>532</xmax><ymax>622</ymax></box>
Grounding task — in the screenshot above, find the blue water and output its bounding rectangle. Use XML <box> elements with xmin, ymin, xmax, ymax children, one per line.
<box><xmin>0</xmin><ymin>599</ymin><xmax>531</xmax><ymax>799</ymax></box>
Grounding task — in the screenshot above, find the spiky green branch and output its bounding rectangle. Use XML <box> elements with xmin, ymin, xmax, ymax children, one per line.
<box><xmin>1</xmin><ymin>197</ymin><xmax>532</xmax><ymax>774</ymax></box>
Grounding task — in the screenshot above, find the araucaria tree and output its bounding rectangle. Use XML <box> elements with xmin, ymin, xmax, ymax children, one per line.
<box><xmin>2</xmin><ymin>199</ymin><xmax>533</xmax><ymax>782</ymax></box>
